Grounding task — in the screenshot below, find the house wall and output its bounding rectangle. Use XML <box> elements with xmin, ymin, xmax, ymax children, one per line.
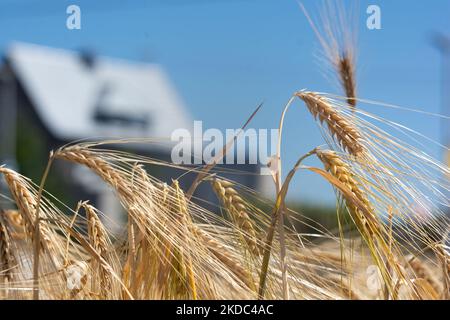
<box><xmin>0</xmin><ymin>64</ymin><xmax>17</xmax><ymax>170</ymax></box>
<box><xmin>0</xmin><ymin>63</ymin><xmax>97</xmax><ymax>212</ymax></box>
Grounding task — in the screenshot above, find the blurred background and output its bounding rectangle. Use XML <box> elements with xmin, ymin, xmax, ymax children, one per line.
<box><xmin>0</xmin><ymin>0</ymin><xmax>448</xmax><ymax>230</ymax></box>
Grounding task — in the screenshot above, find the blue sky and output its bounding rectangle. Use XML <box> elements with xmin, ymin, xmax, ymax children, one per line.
<box><xmin>0</xmin><ymin>0</ymin><xmax>449</xmax><ymax>204</ymax></box>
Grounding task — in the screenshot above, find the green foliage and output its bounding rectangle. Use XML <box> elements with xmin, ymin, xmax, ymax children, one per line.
<box><xmin>15</xmin><ymin>111</ymin><xmax>74</xmax><ymax>207</ymax></box>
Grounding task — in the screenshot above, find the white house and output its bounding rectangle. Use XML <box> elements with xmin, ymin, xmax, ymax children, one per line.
<box><xmin>0</xmin><ymin>42</ymin><xmax>268</xmax><ymax>232</ymax></box>
<box><xmin>0</xmin><ymin>42</ymin><xmax>193</xmax><ymax>231</ymax></box>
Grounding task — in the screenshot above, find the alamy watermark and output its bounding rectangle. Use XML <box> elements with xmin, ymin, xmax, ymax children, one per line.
<box><xmin>64</xmin><ymin>261</ymin><xmax>87</xmax><ymax>291</ymax></box>
<box><xmin>171</xmin><ymin>121</ymin><xmax>279</xmax><ymax>175</ymax></box>
<box><xmin>366</xmin><ymin>5</ymin><xmax>381</xmax><ymax>30</ymax></box>
<box><xmin>64</xmin><ymin>5</ymin><xmax>380</xmax><ymax>31</ymax></box>
<box><xmin>66</xmin><ymin>5</ymin><xmax>81</xmax><ymax>30</ymax></box>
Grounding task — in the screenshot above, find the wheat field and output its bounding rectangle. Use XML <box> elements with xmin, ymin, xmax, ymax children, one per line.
<box><xmin>0</xmin><ymin>2</ymin><xmax>449</xmax><ymax>300</ymax></box>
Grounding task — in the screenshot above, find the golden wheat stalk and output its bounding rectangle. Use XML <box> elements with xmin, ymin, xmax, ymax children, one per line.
<box><xmin>81</xmin><ymin>202</ymin><xmax>113</xmax><ymax>297</ymax></box>
<box><xmin>193</xmin><ymin>227</ymin><xmax>255</xmax><ymax>290</ymax></box>
<box><xmin>412</xmin><ymin>278</ymin><xmax>440</xmax><ymax>300</ymax></box>
<box><xmin>0</xmin><ymin>168</ymin><xmax>53</xmax><ymax>249</ymax></box>
<box><xmin>0</xmin><ymin>167</ymin><xmax>74</xmax><ymax>299</ymax></box>
<box><xmin>54</xmin><ymin>147</ymin><xmax>133</xmax><ymax>201</ymax></box>
<box><xmin>212</xmin><ymin>178</ymin><xmax>260</xmax><ymax>256</ymax></box>
<box><xmin>83</xmin><ymin>203</ymin><xmax>109</xmax><ymax>258</ymax></box>
<box><xmin>316</xmin><ymin>150</ymin><xmax>376</xmax><ymax>232</ymax></box>
<box><xmin>4</xmin><ymin>210</ymin><xmax>27</xmax><ymax>240</ymax></box>
<box><xmin>313</xmin><ymin>149</ymin><xmax>407</xmax><ymax>297</ymax></box>
<box><xmin>338</xmin><ymin>56</ymin><xmax>357</xmax><ymax>110</ymax></box>
<box><xmin>55</xmin><ymin>146</ymin><xmax>254</xmax><ymax>293</ymax></box>
<box><xmin>0</xmin><ymin>214</ymin><xmax>13</xmax><ymax>283</ymax></box>
<box><xmin>300</xmin><ymin>2</ymin><xmax>357</xmax><ymax>111</ymax></box>
<box><xmin>296</xmin><ymin>92</ymin><xmax>363</xmax><ymax>156</ymax></box>
<box><xmin>438</xmin><ymin>240</ymin><xmax>450</xmax><ymax>299</ymax></box>
<box><xmin>164</xmin><ymin>180</ymin><xmax>197</xmax><ymax>299</ymax></box>
<box><xmin>168</xmin><ymin>179</ymin><xmax>253</xmax><ymax>296</ymax></box>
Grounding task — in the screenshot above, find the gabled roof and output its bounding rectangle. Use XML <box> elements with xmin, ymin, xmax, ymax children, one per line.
<box><xmin>5</xmin><ymin>42</ymin><xmax>192</xmax><ymax>147</ymax></box>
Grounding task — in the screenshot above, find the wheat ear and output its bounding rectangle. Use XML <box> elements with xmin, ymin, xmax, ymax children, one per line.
<box><xmin>167</xmin><ymin>180</ymin><xmax>252</xmax><ymax>295</ymax></box>
<box><xmin>4</xmin><ymin>210</ymin><xmax>26</xmax><ymax>240</ymax></box>
<box><xmin>0</xmin><ymin>168</ymin><xmax>52</xmax><ymax>248</ymax></box>
<box><xmin>55</xmin><ymin>147</ymin><xmax>254</xmax><ymax>291</ymax></box>
<box><xmin>212</xmin><ymin>178</ymin><xmax>260</xmax><ymax>256</ymax></box>
<box><xmin>338</xmin><ymin>55</ymin><xmax>357</xmax><ymax>110</ymax></box>
<box><xmin>316</xmin><ymin>150</ymin><xmax>376</xmax><ymax>233</ymax></box>
<box><xmin>0</xmin><ymin>214</ymin><xmax>13</xmax><ymax>283</ymax></box>
<box><xmin>314</xmin><ymin>149</ymin><xmax>408</xmax><ymax>297</ymax></box>
<box><xmin>296</xmin><ymin>92</ymin><xmax>363</xmax><ymax>156</ymax></box>
<box><xmin>165</xmin><ymin>180</ymin><xmax>197</xmax><ymax>299</ymax></box>
<box><xmin>81</xmin><ymin>202</ymin><xmax>112</xmax><ymax>297</ymax></box>
<box><xmin>299</xmin><ymin>3</ymin><xmax>357</xmax><ymax>111</ymax></box>
<box><xmin>54</xmin><ymin>148</ymin><xmax>133</xmax><ymax>201</ymax></box>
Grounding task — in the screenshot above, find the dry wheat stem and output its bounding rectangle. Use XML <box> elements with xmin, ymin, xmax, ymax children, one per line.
<box><xmin>258</xmin><ymin>149</ymin><xmax>318</xmax><ymax>299</ymax></box>
<box><xmin>185</xmin><ymin>103</ymin><xmax>263</xmax><ymax>200</ymax></box>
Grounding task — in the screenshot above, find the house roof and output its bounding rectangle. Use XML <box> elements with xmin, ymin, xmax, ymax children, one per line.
<box><xmin>5</xmin><ymin>42</ymin><xmax>192</xmax><ymax>149</ymax></box>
